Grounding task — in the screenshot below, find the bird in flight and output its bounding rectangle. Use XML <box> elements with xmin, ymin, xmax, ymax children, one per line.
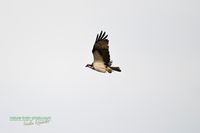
<box><xmin>86</xmin><ymin>31</ymin><xmax>121</xmax><ymax>73</ymax></box>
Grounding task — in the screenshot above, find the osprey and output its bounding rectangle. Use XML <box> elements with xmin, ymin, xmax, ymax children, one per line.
<box><xmin>86</xmin><ymin>31</ymin><xmax>121</xmax><ymax>73</ymax></box>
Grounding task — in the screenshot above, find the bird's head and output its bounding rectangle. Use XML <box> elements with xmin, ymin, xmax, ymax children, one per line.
<box><xmin>85</xmin><ymin>64</ymin><xmax>93</xmax><ymax>69</ymax></box>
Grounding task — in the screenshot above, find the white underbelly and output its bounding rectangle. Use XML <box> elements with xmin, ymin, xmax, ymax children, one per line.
<box><xmin>93</xmin><ymin>62</ymin><xmax>106</xmax><ymax>73</ymax></box>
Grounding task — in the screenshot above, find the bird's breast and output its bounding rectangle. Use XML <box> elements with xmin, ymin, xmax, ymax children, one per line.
<box><xmin>93</xmin><ymin>62</ymin><xmax>106</xmax><ymax>73</ymax></box>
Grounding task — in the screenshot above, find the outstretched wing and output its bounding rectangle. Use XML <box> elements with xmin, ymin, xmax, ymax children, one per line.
<box><xmin>92</xmin><ymin>31</ymin><xmax>111</xmax><ymax>66</ymax></box>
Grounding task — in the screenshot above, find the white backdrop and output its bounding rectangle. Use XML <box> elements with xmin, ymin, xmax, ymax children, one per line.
<box><xmin>0</xmin><ymin>0</ymin><xmax>200</xmax><ymax>133</ymax></box>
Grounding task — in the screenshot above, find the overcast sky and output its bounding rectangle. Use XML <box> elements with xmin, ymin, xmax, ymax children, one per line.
<box><xmin>0</xmin><ymin>0</ymin><xmax>200</xmax><ymax>133</ymax></box>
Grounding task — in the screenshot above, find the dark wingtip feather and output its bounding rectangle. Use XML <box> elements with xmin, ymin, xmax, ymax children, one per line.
<box><xmin>100</xmin><ymin>32</ymin><xmax>106</xmax><ymax>39</ymax></box>
<box><xmin>95</xmin><ymin>31</ymin><xmax>108</xmax><ymax>42</ymax></box>
<box><xmin>102</xmin><ymin>35</ymin><xmax>108</xmax><ymax>40</ymax></box>
<box><xmin>99</xmin><ymin>31</ymin><xmax>103</xmax><ymax>39</ymax></box>
<box><xmin>95</xmin><ymin>34</ymin><xmax>99</xmax><ymax>42</ymax></box>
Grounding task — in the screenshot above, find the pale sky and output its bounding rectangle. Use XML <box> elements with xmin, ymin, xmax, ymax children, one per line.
<box><xmin>0</xmin><ymin>0</ymin><xmax>200</xmax><ymax>133</ymax></box>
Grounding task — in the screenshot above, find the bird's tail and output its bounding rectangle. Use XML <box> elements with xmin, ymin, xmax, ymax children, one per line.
<box><xmin>110</xmin><ymin>67</ymin><xmax>121</xmax><ymax>72</ymax></box>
